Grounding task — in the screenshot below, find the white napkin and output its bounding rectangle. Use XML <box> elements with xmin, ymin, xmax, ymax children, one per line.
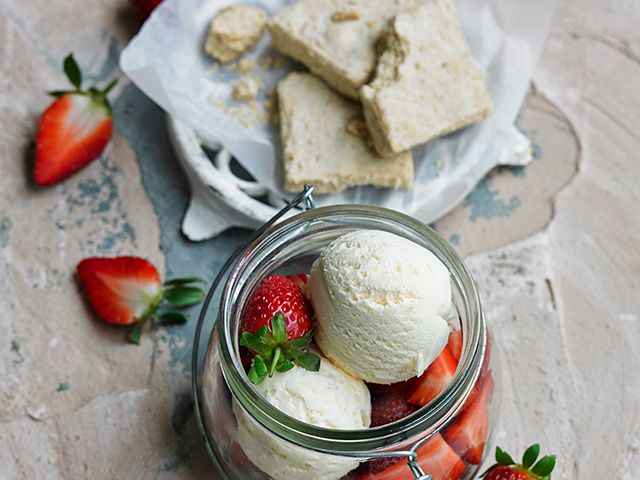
<box><xmin>121</xmin><ymin>0</ymin><xmax>555</xmax><ymax>237</ymax></box>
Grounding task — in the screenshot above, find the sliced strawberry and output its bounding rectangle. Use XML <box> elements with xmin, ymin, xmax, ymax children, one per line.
<box><xmin>365</xmin><ymin>393</ymin><xmax>419</xmax><ymax>473</ymax></box>
<box><xmin>406</xmin><ymin>347</ymin><xmax>457</xmax><ymax>406</ymax></box>
<box><xmin>443</xmin><ymin>374</ymin><xmax>494</xmax><ymax>464</ymax></box>
<box><xmin>35</xmin><ymin>54</ymin><xmax>116</xmax><ymax>186</ymax></box>
<box><xmin>371</xmin><ymin>393</ymin><xmax>418</xmax><ymax>427</ymax></box>
<box><xmin>448</xmin><ymin>329</ymin><xmax>463</xmax><ymax>363</ymax></box>
<box><xmin>77</xmin><ymin>256</ymin><xmax>161</xmax><ymax>326</ymax></box>
<box><xmin>77</xmin><ymin>256</ymin><xmax>205</xmax><ymax>344</ymax></box>
<box><xmin>367</xmin><ymin>380</ymin><xmax>411</xmax><ymax>395</ymax></box>
<box><xmin>358</xmin><ymin>433</ymin><xmax>465</xmax><ymax>480</ymax></box>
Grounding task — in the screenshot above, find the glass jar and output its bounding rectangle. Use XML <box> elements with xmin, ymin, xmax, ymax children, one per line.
<box><xmin>193</xmin><ymin>203</ymin><xmax>497</xmax><ymax>480</ymax></box>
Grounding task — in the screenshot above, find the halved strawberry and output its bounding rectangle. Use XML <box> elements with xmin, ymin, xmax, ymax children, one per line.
<box><xmin>35</xmin><ymin>54</ymin><xmax>117</xmax><ymax>186</ymax></box>
<box><xmin>443</xmin><ymin>374</ymin><xmax>495</xmax><ymax>464</ymax></box>
<box><xmin>449</xmin><ymin>329</ymin><xmax>463</xmax><ymax>363</ymax></box>
<box><xmin>358</xmin><ymin>433</ymin><xmax>465</xmax><ymax>480</ymax></box>
<box><xmin>77</xmin><ymin>256</ymin><xmax>206</xmax><ymax>343</ymax></box>
<box><xmin>406</xmin><ymin>347</ymin><xmax>457</xmax><ymax>406</ymax></box>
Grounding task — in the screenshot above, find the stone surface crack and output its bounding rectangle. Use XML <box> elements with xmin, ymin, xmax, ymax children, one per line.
<box><xmin>575</xmin><ymin>30</ymin><xmax>640</xmax><ymax>67</ymax></box>
<box><xmin>528</xmin><ymin>83</ymin><xmax>583</xmax><ymax>228</ymax></box>
<box><xmin>582</xmin><ymin>95</ymin><xmax>640</xmax><ymax>144</ymax></box>
<box><xmin>545</xmin><ymin>278</ymin><xmax>557</xmax><ymax>310</ymax></box>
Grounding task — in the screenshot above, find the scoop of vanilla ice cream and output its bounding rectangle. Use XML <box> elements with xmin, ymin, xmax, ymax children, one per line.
<box><xmin>309</xmin><ymin>230</ymin><xmax>451</xmax><ymax>384</ymax></box>
<box><xmin>233</xmin><ymin>353</ymin><xmax>371</xmax><ymax>480</ymax></box>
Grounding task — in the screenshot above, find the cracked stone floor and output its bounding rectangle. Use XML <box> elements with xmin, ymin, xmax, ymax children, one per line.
<box><xmin>0</xmin><ymin>0</ymin><xmax>639</xmax><ymax>479</ymax></box>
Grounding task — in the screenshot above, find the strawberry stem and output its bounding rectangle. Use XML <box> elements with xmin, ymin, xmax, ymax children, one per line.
<box><xmin>269</xmin><ymin>346</ymin><xmax>282</xmax><ymax>377</ymax></box>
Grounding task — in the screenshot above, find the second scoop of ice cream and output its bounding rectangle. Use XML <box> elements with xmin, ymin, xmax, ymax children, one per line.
<box><xmin>309</xmin><ymin>230</ymin><xmax>451</xmax><ymax>384</ymax></box>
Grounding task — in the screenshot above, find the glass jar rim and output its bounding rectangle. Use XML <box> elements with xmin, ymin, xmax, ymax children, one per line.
<box><xmin>216</xmin><ymin>204</ymin><xmax>486</xmax><ymax>454</ymax></box>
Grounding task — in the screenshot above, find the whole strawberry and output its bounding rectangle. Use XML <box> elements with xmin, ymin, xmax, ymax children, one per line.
<box><xmin>77</xmin><ymin>256</ymin><xmax>206</xmax><ymax>344</ymax></box>
<box><xmin>35</xmin><ymin>54</ymin><xmax>117</xmax><ymax>186</ymax></box>
<box><xmin>240</xmin><ymin>275</ymin><xmax>319</xmax><ymax>384</ymax></box>
<box><xmin>482</xmin><ymin>444</ymin><xmax>556</xmax><ymax>480</ymax></box>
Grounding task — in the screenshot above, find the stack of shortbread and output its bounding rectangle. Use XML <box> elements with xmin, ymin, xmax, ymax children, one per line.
<box><xmin>208</xmin><ymin>0</ymin><xmax>493</xmax><ymax>194</ymax></box>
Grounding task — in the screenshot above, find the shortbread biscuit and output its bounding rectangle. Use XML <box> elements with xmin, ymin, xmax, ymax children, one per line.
<box><xmin>278</xmin><ymin>73</ymin><xmax>413</xmax><ymax>194</ymax></box>
<box><xmin>268</xmin><ymin>0</ymin><xmax>418</xmax><ymax>99</ymax></box>
<box><xmin>205</xmin><ymin>5</ymin><xmax>267</xmax><ymax>63</ymax></box>
<box><xmin>360</xmin><ymin>0</ymin><xmax>493</xmax><ymax>157</ymax></box>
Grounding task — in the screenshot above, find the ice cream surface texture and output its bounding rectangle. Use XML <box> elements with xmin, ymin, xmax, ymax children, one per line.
<box><xmin>309</xmin><ymin>230</ymin><xmax>451</xmax><ymax>384</ymax></box>
<box><xmin>233</xmin><ymin>352</ymin><xmax>371</xmax><ymax>480</ymax></box>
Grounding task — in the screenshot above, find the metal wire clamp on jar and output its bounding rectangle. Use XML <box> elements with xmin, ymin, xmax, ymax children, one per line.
<box><xmin>193</xmin><ymin>186</ymin><xmax>497</xmax><ymax>480</ymax></box>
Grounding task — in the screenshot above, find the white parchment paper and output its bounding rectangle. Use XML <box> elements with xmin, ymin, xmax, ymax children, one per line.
<box><xmin>121</xmin><ymin>0</ymin><xmax>555</xmax><ymax>226</ymax></box>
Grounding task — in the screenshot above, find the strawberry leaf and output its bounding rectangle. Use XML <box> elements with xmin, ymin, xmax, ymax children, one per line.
<box><xmin>271</xmin><ymin>314</ymin><xmax>287</xmax><ymax>344</ymax></box>
<box><xmin>158</xmin><ymin>311</ymin><xmax>188</xmax><ymax>324</ymax></box>
<box><xmin>102</xmin><ymin>78</ymin><xmax>118</xmax><ymax>97</ymax></box>
<box><xmin>522</xmin><ymin>443</ymin><xmax>540</xmax><ymax>469</ymax></box>
<box><xmin>48</xmin><ymin>90</ymin><xmax>74</xmax><ymax>98</ymax></box>
<box><xmin>164</xmin><ymin>277</ymin><xmax>206</xmax><ymax>286</ymax></box>
<box><xmin>275</xmin><ymin>360</ymin><xmax>295</xmax><ymax>373</ymax></box>
<box><xmin>128</xmin><ymin>322</ymin><xmax>143</xmax><ymax>345</ymax></box>
<box><xmin>248</xmin><ymin>356</ymin><xmax>268</xmax><ymax>384</ymax></box>
<box><xmin>288</xmin><ymin>328</ymin><xmax>314</xmax><ymax>350</ymax></box>
<box><xmin>531</xmin><ymin>455</ymin><xmax>556</xmax><ymax>477</ymax></box>
<box><xmin>163</xmin><ymin>286</ymin><xmax>205</xmax><ymax>307</ymax></box>
<box><xmin>294</xmin><ymin>352</ymin><xmax>321</xmax><ymax>372</ymax></box>
<box><xmin>495</xmin><ymin>446</ymin><xmax>515</xmax><ymax>466</ymax></box>
<box><xmin>240</xmin><ymin>331</ymin><xmax>272</xmax><ymax>356</ymax></box>
<box><xmin>63</xmin><ymin>54</ymin><xmax>82</xmax><ymax>90</ymax></box>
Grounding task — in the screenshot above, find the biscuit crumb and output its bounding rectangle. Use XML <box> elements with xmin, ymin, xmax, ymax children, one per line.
<box><xmin>258</xmin><ymin>55</ymin><xmax>273</xmax><ymax>69</ymax></box>
<box><xmin>237</xmin><ymin>58</ymin><xmax>255</xmax><ymax>73</ymax></box>
<box><xmin>233</xmin><ymin>77</ymin><xmax>261</xmax><ymax>102</ymax></box>
<box><xmin>346</xmin><ymin>117</ymin><xmax>368</xmax><ymax>138</ymax></box>
<box><xmin>205</xmin><ymin>5</ymin><xmax>267</xmax><ymax>63</ymax></box>
<box><xmin>331</xmin><ymin>10</ymin><xmax>360</xmax><ymax>22</ymax></box>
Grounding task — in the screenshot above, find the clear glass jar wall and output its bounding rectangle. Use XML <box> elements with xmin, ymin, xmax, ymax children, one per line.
<box><xmin>195</xmin><ymin>206</ymin><xmax>497</xmax><ymax>480</ymax></box>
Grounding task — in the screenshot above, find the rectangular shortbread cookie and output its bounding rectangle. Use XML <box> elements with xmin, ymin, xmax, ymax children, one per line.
<box><xmin>278</xmin><ymin>73</ymin><xmax>414</xmax><ymax>194</ymax></box>
<box><xmin>360</xmin><ymin>0</ymin><xmax>493</xmax><ymax>157</ymax></box>
<box><xmin>268</xmin><ymin>0</ymin><xmax>418</xmax><ymax>99</ymax></box>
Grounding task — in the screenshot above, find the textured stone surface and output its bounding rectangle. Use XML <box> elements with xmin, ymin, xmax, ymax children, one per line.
<box><xmin>1</xmin><ymin>0</ymin><xmax>639</xmax><ymax>479</ymax></box>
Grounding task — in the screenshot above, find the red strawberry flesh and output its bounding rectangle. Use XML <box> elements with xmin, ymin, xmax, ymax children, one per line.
<box><xmin>406</xmin><ymin>346</ymin><xmax>457</xmax><ymax>406</ymax></box>
<box><xmin>357</xmin><ymin>433</ymin><xmax>465</xmax><ymax>480</ymax></box>
<box><xmin>443</xmin><ymin>374</ymin><xmax>494</xmax><ymax>464</ymax></box>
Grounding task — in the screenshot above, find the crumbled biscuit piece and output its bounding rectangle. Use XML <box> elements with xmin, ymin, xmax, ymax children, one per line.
<box><xmin>237</xmin><ymin>59</ymin><xmax>255</xmax><ymax>73</ymax></box>
<box><xmin>331</xmin><ymin>10</ymin><xmax>360</xmax><ymax>22</ymax></box>
<box><xmin>268</xmin><ymin>0</ymin><xmax>418</xmax><ymax>99</ymax></box>
<box><xmin>233</xmin><ymin>77</ymin><xmax>262</xmax><ymax>102</ymax></box>
<box><xmin>258</xmin><ymin>55</ymin><xmax>273</xmax><ymax>69</ymax></box>
<box><xmin>205</xmin><ymin>5</ymin><xmax>267</xmax><ymax>63</ymax></box>
<box><xmin>360</xmin><ymin>0</ymin><xmax>493</xmax><ymax>156</ymax></box>
<box><xmin>346</xmin><ymin>116</ymin><xmax>369</xmax><ymax>138</ymax></box>
<box><xmin>278</xmin><ymin>72</ymin><xmax>413</xmax><ymax>194</ymax></box>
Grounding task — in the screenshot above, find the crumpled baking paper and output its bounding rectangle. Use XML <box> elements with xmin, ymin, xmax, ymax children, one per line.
<box><xmin>121</xmin><ymin>0</ymin><xmax>555</xmax><ymax>237</ymax></box>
